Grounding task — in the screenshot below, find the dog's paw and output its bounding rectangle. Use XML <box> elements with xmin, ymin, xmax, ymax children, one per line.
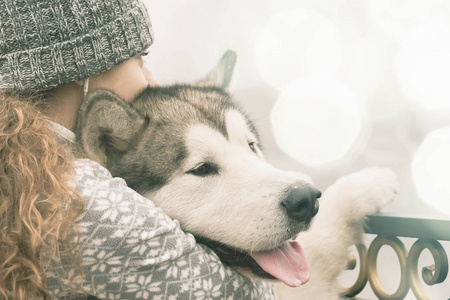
<box><xmin>329</xmin><ymin>167</ymin><xmax>399</xmax><ymax>216</ymax></box>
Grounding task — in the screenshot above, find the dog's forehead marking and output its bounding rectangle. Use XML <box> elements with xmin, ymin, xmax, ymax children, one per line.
<box><xmin>225</xmin><ymin>110</ymin><xmax>256</xmax><ymax>144</ymax></box>
<box><xmin>186</xmin><ymin>124</ymin><xmax>226</xmax><ymax>153</ymax></box>
<box><xmin>185</xmin><ymin>110</ymin><xmax>254</xmax><ymax>166</ymax></box>
<box><xmin>185</xmin><ymin>123</ymin><xmax>226</xmax><ymax>168</ymax></box>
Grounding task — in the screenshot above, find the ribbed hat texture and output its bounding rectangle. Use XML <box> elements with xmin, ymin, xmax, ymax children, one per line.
<box><xmin>0</xmin><ymin>0</ymin><xmax>153</xmax><ymax>91</ymax></box>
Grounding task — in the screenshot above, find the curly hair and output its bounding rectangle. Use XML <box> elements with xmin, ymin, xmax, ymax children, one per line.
<box><xmin>0</xmin><ymin>93</ymin><xmax>84</xmax><ymax>299</ymax></box>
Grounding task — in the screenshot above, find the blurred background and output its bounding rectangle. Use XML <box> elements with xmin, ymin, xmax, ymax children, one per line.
<box><xmin>144</xmin><ymin>0</ymin><xmax>450</xmax><ymax>298</ymax></box>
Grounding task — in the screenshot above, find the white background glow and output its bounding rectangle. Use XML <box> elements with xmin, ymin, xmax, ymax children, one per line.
<box><xmin>412</xmin><ymin>127</ymin><xmax>450</xmax><ymax>215</ymax></box>
<box><xmin>255</xmin><ymin>9</ymin><xmax>342</xmax><ymax>91</ymax></box>
<box><xmin>271</xmin><ymin>77</ymin><xmax>365</xmax><ymax>166</ymax></box>
<box><xmin>395</xmin><ymin>20</ymin><xmax>450</xmax><ymax>113</ymax></box>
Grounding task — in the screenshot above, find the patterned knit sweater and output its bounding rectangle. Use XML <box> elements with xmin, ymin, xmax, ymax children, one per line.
<box><xmin>45</xmin><ymin>124</ymin><xmax>277</xmax><ymax>299</ymax></box>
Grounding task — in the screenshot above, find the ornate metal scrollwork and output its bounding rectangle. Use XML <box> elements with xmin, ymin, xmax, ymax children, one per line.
<box><xmin>343</xmin><ymin>236</ymin><xmax>449</xmax><ymax>300</ymax></box>
<box><xmin>341</xmin><ymin>243</ymin><xmax>368</xmax><ymax>298</ymax></box>
<box><xmin>366</xmin><ymin>236</ymin><xmax>409</xmax><ymax>300</ymax></box>
<box><xmin>406</xmin><ymin>239</ymin><xmax>449</xmax><ymax>300</ymax></box>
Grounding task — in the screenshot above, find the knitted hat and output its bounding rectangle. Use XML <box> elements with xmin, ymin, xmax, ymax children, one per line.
<box><xmin>0</xmin><ymin>0</ymin><xmax>153</xmax><ymax>92</ymax></box>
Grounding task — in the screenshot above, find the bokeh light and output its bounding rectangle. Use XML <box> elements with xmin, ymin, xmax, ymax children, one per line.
<box><xmin>271</xmin><ymin>77</ymin><xmax>365</xmax><ymax>166</ymax></box>
<box><xmin>255</xmin><ymin>9</ymin><xmax>342</xmax><ymax>91</ymax></box>
<box><xmin>366</xmin><ymin>0</ymin><xmax>450</xmax><ymax>41</ymax></box>
<box><xmin>411</xmin><ymin>126</ymin><xmax>450</xmax><ymax>215</ymax></box>
<box><xmin>395</xmin><ymin>20</ymin><xmax>450</xmax><ymax>113</ymax></box>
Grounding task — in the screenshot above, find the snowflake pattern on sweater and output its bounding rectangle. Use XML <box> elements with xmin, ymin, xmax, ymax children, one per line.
<box><xmin>45</xmin><ymin>159</ymin><xmax>277</xmax><ymax>299</ymax></box>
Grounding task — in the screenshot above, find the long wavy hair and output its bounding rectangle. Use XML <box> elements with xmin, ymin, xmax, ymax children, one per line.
<box><xmin>0</xmin><ymin>92</ymin><xmax>84</xmax><ymax>299</ymax></box>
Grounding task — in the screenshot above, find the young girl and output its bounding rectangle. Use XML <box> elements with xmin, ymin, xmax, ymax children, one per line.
<box><xmin>0</xmin><ymin>0</ymin><xmax>276</xmax><ymax>299</ymax></box>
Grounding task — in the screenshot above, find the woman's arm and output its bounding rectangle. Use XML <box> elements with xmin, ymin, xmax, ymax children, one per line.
<box><xmin>46</xmin><ymin>159</ymin><xmax>276</xmax><ymax>299</ymax></box>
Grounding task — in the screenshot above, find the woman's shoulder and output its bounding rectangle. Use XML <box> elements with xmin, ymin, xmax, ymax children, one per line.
<box><xmin>72</xmin><ymin>158</ymin><xmax>115</xmax><ymax>180</ymax></box>
<box><xmin>72</xmin><ymin>158</ymin><xmax>135</xmax><ymax>198</ymax></box>
<box><xmin>69</xmin><ymin>157</ymin><xmax>186</xmax><ymax>257</ymax></box>
<box><xmin>71</xmin><ymin>158</ymin><xmax>159</xmax><ymax>212</ymax></box>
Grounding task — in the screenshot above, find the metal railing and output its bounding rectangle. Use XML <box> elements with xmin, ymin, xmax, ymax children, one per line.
<box><xmin>342</xmin><ymin>214</ymin><xmax>450</xmax><ymax>300</ymax></box>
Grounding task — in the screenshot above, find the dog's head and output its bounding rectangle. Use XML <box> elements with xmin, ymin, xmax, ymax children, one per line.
<box><xmin>76</xmin><ymin>51</ymin><xmax>321</xmax><ymax>287</ymax></box>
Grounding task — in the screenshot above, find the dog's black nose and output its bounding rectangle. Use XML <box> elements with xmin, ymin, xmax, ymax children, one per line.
<box><xmin>281</xmin><ymin>185</ymin><xmax>321</xmax><ymax>222</ymax></box>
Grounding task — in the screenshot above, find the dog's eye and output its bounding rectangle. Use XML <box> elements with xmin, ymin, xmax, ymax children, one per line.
<box><xmin>189</xmin><ymin>163</ymin><xmax>215</xmax><ymax>176</ymax></box>
<box><xmin>248</xmin><ymin>142</ymin><xmax>257</xmax><ymax>153</ymax></box>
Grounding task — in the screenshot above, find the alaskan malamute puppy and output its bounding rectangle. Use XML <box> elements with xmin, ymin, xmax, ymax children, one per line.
<box><xmin>76</xmin><ymin>51</ymin><xmax>398</xmax><ymax>299</ymax></box>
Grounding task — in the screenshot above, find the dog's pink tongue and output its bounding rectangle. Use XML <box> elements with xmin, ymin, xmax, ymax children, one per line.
<box><xmin>250</xmin><ymin>240</ymin><xmax>310</xmax><ymax>287</ymax></box>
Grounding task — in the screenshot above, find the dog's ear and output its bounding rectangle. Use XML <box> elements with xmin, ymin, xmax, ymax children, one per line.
<box><xmin>76</xmin><ymin>90</ymin><xmax>146</xmax><ymax>167</ymax></box>
<box><xmin>194</xmin><ymin>50</ymin><xmax>237</xmax><ymax>89</ymax></box>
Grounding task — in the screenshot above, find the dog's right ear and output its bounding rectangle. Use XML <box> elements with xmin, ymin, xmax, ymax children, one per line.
<box><xmin>194</xmin><ymin>50</ymin><xmax>237</xmax><ymax>89</ymax></box>
<box><xmin>76</xmin><ymin>90</ymin><xmax>146</xmax><ymax>167</ymax></box>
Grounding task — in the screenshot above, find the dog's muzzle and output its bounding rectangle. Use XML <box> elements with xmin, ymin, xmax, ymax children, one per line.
<box><xmin>196</xmin><ymin>183</ymin><xmax>321</xmax><ymax>287</ymax></box>
<box><xmin>280</xmin><ymin>184</ymin><xmax>321</xmax><ymax>223</ymax></box>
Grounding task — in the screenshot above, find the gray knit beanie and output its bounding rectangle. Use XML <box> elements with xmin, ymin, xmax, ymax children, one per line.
<box><xmin>0</xmin><ymin>0</ymin><xmax>153</xmax><ymax>91</ymax></box>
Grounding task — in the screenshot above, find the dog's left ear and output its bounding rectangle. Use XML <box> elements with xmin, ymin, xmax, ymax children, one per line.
<box><xmin>194</xmin><ymin>50</ymin><xmax>237</xmax><ymax>89</ymax></box>
<box><xmin>76</xmin><ymin>89</ymin><xmax>146</xmax><ymax>167</ymax></box>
